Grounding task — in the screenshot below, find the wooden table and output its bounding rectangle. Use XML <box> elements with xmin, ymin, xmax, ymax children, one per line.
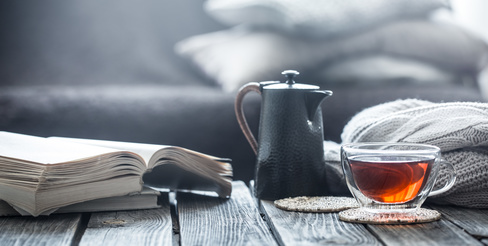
<box><xmin>1</xmin><ymin>181</ymin><xmax>487</xmax><ymax>246</ymax></box>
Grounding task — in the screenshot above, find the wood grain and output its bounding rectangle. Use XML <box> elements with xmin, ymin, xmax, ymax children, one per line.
<box><xmin>177</xmin><ymin>181</ymin><xmax>277</xmax><ymax>246</ymax></box>
<box><xmin>0</xmin><ymin>213</ymin><xmax>82</xmax><ymax>246</ymax></box>
<box><xmin>481</xmin><ymin>238</ymin><xmax>488</xmax><ymax>245</ymax></box>
<box><xmin>260</xmin><ymin>200</ymin><xmax>381</xmax><ymax>246</ymax></box>
<box><xmin>3</xmin><ymin>183</ymin><xmax>488</xmax><ymax>246</ymax></box>
<box><xmin>79</xmin><ymin>196</ymin><xmax>172</xmax><ymax>246</ymax></box>
<box><xmin>433</xmin><ymin>205</ymin><xmax>488</xmax><ymax>238</ymax></box>
<box><xmin>367</xmin><ymin>218</ymin><xmax>483</xmax><ymax>246</ymax></box>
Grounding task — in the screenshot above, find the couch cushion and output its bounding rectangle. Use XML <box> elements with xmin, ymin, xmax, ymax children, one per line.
<box><xmin>0</xmin><ymin>84</ymin><xmax>484</xmax><ymax>182</ymax></box>
<box><xmin>0</xmin><ymin>85</ymin><xmax>259</xmax><ymax>181</ymax></box>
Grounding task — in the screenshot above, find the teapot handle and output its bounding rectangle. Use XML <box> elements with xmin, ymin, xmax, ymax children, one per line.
<box><xmin>235</xmin><ymin>82</ymin><xmax>261</xmax><ymax>155</ymax></box>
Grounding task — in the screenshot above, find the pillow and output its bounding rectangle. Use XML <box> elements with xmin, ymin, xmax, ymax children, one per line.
<box><xmin>205</xmin><ymin>0</ymin><xmax>449</xmax><ymax>38</ymax></box>
<box><xmin>315</xmin><ymin>55</ymin><xmax>466</xmax><ymax>86</ymax></box>
<box><xmin>175</xmin><ymin>27</ymin><xmax>320</xmax><ymax>92</ymax></box>
<box><xmin>175</xmin><ymin>21</ymin><xmax>488</xmax><ymax>92</ymax></box>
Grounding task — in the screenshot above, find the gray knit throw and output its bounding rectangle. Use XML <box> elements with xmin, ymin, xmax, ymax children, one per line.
<box><xmin>324</xmin><ymin>99</ymin><xmax>488</xmax><ymax>208</ymax></box>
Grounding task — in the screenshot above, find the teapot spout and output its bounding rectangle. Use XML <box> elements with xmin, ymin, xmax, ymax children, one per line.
<box><xmin>306</xmin><ymin>90</ymin><xmax>333</xmax><ymax>121</ymax></box>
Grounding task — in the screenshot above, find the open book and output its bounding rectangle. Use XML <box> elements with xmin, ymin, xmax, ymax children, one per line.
<box><xmin>0</xmin><ymin>131</ymin><xmax>233</xmax><ymax>216</ymax></box>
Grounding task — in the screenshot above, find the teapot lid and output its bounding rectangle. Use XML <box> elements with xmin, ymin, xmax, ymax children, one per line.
<box><xmin>263</xmin><ymin>70</ymin><xmax>319</xmax><ymax>90</ymax></box>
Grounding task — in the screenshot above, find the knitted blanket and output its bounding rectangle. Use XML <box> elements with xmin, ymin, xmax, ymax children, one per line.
<box><xmin>324</xmin><ymin>99</ymin><xmax>488</xmax><ymax>208</ymax></box>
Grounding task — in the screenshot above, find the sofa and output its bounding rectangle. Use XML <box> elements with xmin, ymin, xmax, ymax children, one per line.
<box><xmin>1</xmin><ymin>0</ymin><xmax>487</xmax><ymax>182</ymax></box>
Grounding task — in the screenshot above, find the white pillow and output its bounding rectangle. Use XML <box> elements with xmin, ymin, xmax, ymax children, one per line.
<box><xmin>175</xmin><ymin>21</ymin><xmax>488</xmax><ymax>92</ymax></box>
<box><xmin>175</xmin><ymin>27</ymin><xmax>317</xmax><ymax>92</ymax></box>
<box><xmin>205</xmin><ymin>0</ymin><xmax>449</xmax><ymax>38</ymax></box>
<box><xmin>315</xmin><ymin>55</ymin><xmax>462</xmax><ymax>86</ymax></box>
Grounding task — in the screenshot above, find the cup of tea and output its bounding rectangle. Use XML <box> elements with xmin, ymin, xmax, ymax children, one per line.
<box><xmin>341</xmin><ymin>143</ymin><xmax>456</xmax><ymax>214</ymax></box>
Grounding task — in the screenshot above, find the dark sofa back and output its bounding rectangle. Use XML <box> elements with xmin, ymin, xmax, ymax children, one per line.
<box><xmin>0</xmin><ymin>0</ymin><xmax>225</xmax><ymax>86</ymax></box>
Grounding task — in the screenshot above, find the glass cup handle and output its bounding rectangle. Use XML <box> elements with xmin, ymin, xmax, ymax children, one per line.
<box><xmin>428</xmin><ymin>159</ymin><xmax>457</xmax><ymax>197</ymax></box>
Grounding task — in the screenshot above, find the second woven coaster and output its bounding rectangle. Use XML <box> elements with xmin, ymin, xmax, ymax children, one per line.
<box><xmin>274</xmin><ymin>196</ymin><xmax>359</xmax><ymax>212</ymax></box>
<box><xmin>339</xmin><ymin>208</ymin><xmax>441</xmax><ymax>224</ymax></box>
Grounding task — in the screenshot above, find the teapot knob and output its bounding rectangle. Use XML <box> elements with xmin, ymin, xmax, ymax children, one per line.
<box><xmin>281</xmin><ymin>70</ymin><xmax>300</xmax><ymax>84</ymax></box>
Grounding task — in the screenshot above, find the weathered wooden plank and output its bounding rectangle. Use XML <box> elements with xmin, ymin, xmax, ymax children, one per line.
<box><xmin>177</xmin><ymin>181</ymin><xmax>277</xmax><ymax>246</ymax></box>
<box><xmin>367</xmin><ymin>218</ymin><xmax>483</xmax><ymax>246</ymax></box>
<box><xmin>0</xmin><ymin>213</ymin><xmax>83</xmax><ymax>246</ymax></box>
<box><xmin>79</xmin><ymin>196</ymin><xmax>172</xmax><ymax>246</ymax></box>
<box><xmin>260</xmin><ymin>200</ymin><xmax>381</xmax><ymax>246</ymax></box>
<box><xmin>481</xmin><ymin>238</ymin><xmax>488</xmax><ymax>245</ymax></box>
<box><xmin>433</xmin><ymin>205</ymin><xmax>488</xmax><ymax>238</ymax></box>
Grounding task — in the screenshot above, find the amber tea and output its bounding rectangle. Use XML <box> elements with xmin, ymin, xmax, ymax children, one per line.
<box><xmin>349</xmin><ymin>156</ymin><xmax>434</xmax><ymax>203</ymax></box>
<box><xmin>341</xmin><ymin>143</ymin><xmax>456</xmax><ymax>219</ymax></box>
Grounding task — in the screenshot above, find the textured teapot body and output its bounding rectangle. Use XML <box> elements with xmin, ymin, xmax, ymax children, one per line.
<box><xmin>255</xmin><ymin>88</ymin><xmax>328</xmax><ymax>199</ymax></box>
<box><xmin>235</xmin><ymin>71</ymin><xmax>332</xmax><ymax>200</ymax></box>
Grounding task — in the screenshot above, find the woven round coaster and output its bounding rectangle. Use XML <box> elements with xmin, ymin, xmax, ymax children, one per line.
<box><xmin>274</xmin><ymin>196</ymin><xmax>359</xmax><ymax>212</ymax></box>
<box><xmin>339</xmin><ymin>208</ymin><xmax>441</xmax><ymax>225</ymax></box>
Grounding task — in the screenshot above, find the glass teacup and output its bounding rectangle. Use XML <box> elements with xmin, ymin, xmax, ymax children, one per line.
<box><xmin>341</xmin><ymin>143</ymin><xmax>456</xmax><ymax>214</ymax></box>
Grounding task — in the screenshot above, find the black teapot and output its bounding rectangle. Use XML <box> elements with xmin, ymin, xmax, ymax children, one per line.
<box><xmin>235</xmin><ymin>70</ymin><xmax>332</xmax><ymax>200</ymax></box>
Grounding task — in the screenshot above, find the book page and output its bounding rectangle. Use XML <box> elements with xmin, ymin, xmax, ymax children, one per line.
<box><xmin>49</xmin><ymin>137</ymin><xmax>168</xmax><ymax>164</ymax></box>
<box><xmin>49</xmin><ymin>136</ymin><xmax>233</xmax><ymax>198</ymax></box>
<box><xmin>0</xmin><ymin>132</ymin><xmax>122</xmax><ymax>165</ymax></box>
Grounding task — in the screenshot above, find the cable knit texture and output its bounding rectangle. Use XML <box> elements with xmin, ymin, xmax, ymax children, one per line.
<box><xmin>324</xmin><ymin>99</ymin><xmax>488</xmax><ymax>208</ymax></box>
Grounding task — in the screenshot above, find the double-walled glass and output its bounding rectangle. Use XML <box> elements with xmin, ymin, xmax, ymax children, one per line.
<box><xmin>341</xmin><ymin>143</ymin><xmax>456</xmax><ymax>214</ymax></box>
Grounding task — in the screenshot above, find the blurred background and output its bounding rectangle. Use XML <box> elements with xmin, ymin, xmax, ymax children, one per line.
<box><xmin>0</xmin><ymin>0</ymin><xmax>487</xmax><ymax>181</ymax></box>
<box><xmin>0</xmin><ymin>1</ymin><xmax>225</xmax><ymax>86</ymax></box>
<box><xmin>449</xmin><ymin>0</ymin><xmax>488</xmax><ymax>42</ymax></box>
<box><xmin>448</xmin><ymin>0</ymin><xmax>488</xmax><ymax>97</ymax></box>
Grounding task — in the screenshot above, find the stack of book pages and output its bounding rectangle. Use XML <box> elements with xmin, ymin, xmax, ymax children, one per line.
<box><xmin>0</xmin><ymin>131</ymin><xmax>233</xmax><ymax>216</ymax></box>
